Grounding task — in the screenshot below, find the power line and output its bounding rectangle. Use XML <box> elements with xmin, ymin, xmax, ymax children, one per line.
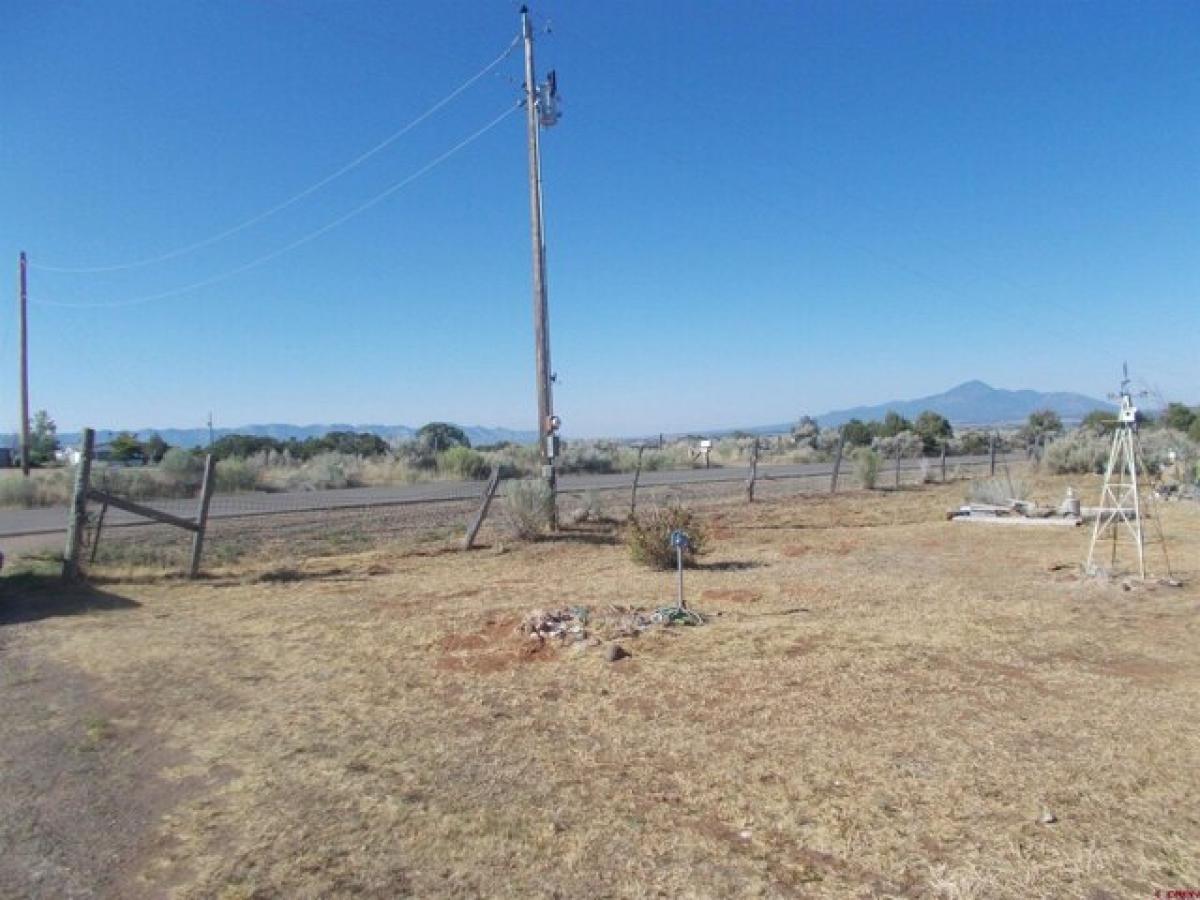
<box><xmin>33</xmin><ymin>104</ymin><xmax>521</xmax><ymax>310</ymax></box>
<box><xmin>30</xmin><ymin>36</ymin><xmax>520</xmax><ymax>275</ymax></box>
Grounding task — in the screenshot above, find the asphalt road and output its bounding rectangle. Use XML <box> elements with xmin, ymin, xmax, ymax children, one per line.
<box><xmin>0</xmin><ymin>454</ymin><xmax>1015</xmax><ymax>539</ymax></box>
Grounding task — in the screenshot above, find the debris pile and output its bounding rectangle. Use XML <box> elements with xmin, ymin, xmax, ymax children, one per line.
<box><xmin>517</xmin><ymin>602</ymin><xmax>704</xmax><ymax>649</ymax></box>
<box><xmin>520</xmin><ymin>606</ymin><xmax>590</xmax><ymax>641</ymax></box>
<box><xmin>949</xmin><ymin>488</ymin><xmax>1083</xmax><ymax>527</ymax></box>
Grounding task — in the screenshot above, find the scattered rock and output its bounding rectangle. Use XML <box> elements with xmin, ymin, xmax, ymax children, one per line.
<box><xmin>606</xmin><ymin>644</ymin><xmax>630</xmax><ymax>663</ymax></box>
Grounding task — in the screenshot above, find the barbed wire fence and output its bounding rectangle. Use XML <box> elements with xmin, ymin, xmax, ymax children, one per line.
<box><xmin>27</xmin><ymin>445</ymin><xmax>1021</xmax><ymax>578</ymax></box>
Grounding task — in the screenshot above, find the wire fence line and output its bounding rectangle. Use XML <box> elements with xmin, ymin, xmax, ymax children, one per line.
<box><xmin>0</xmin><ymin>453</ymin><xmax>1021</xmax><ymax>543</ymax></box>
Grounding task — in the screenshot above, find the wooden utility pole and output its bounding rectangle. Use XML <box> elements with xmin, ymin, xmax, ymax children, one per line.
<box><xmin>18</xmin><ymin>252</ymin><xmax>30</xmax><ymax>476</ymax></box>
<box><xmin>521</xmin><ymin>5</ymin><xmax>558</xmax><ymax>526</ymax></box>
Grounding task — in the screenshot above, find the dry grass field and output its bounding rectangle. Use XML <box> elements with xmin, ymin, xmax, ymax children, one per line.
<box><xmin>2</xmin><ymin>471</ymin><xmax>1198</xmax><ymax>899</ymax></box>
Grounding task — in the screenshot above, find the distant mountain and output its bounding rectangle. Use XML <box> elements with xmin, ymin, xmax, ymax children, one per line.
<box><xmin>10</xmin><ymin>423</ymin><xmax>538</xmax><ymax>450</ymax></box>
<box><xmin>735</xmin><ymin>381</ymin><xmax>1113</xmax><ymax>435</ymax></box>
<box><xmin>816</xmin><ymin>380</ymin><xmax>1113</xmax><ymax>427</ymax></box>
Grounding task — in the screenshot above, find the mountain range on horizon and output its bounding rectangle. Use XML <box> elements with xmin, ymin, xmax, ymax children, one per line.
<box><xmin>5</xmin><ymin>381</ymin><xmax>1117</xmax><ymax>449</ymax></box>
<box><xmin>750</xmin><ymin>379</ymin><xmax>1115</xmax><ymax>434</ymax></box>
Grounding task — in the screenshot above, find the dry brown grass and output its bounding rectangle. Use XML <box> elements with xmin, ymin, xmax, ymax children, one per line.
<box><xmin>2</xmin><ymin>470</ymin><xmax>1198</xmax><ymax>898</ymax></box>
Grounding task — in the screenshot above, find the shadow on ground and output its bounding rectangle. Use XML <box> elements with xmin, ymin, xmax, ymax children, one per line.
<box><xmin>0</xmin><ymin>574</ymin><xmax>140</xmax><ymax>626</ymax></box>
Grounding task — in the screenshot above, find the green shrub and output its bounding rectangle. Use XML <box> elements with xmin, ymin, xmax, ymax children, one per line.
<box><xmin>853</xmin><ymin>447</ymin><xmax>880</xmax><ymax>489</ymax></box>
<box><xmin>437</xmin><ymin>446</ymin><xmax>491</xmax><ymax>480</ymax></box>
<box><xmin>626</xmin><ymin>505</ymin><xmax>707</xmax><ymax>569</ymax></box>
<box><xmin>215</xmin><ymin>458</ymin><xmax>262</xmax><ymax>493</ymax></box>
<box><xmin>1043</xmin><ymin>431</ymin><xmax>1109</xmax><ymax>474</ymax></box>
<box><xmin>503</xmin><ymin>478</ymin><xmax>554</xmax><ymax>539</ymax></box>
<box><xmin>159</xmin><ymin>447</ymin><xmax>202</xmax><ymax>477</ymax></box>
<box><xmin>284</xmin><ymin>452</ymin><xmax>359</xmax><ymax>491</ymax></box>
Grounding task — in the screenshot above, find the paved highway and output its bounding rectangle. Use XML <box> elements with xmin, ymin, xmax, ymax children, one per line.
<box><xmin>0</xmin><ymin>454</ymin><xmax>1015</xmax><ymax>539</ymax></box>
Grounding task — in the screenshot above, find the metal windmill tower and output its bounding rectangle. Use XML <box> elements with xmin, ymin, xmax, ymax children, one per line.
<box><xmin>1084</xmin><ymin>365</ymin><xmax>1172</xmax><ymax>580</ymax></box>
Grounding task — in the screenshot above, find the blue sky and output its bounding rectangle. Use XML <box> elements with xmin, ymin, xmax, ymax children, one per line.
<box><xmin>2</xmin><ymin>1</ymin><xmax>1196</xmax><ymax>437</ymax></box>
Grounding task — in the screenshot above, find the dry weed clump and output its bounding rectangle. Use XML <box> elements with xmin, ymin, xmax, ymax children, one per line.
<box><xmin>625</xmin><ymin>504</ymin><xmax>707</xmax><ymax>568</ymax></box>
<box><xmin>502</xmin><ymin>478</ymin><xmax>554</xmax><ymax>539</ymax></box>
<box><xmin>968</xmin><ymin>476</ymin><xmax>1031</xmax><ymax>505</ymax></box>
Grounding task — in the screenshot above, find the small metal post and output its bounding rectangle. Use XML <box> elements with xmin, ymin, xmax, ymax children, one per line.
<box><xmin>676</xmin><ymin>545</ymin><xmax>684</xmax><ymax>610</ymax></box>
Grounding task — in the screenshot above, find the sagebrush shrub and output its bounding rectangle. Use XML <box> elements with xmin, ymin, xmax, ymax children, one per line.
<box><xmin>503</xmin><ymin>478</ymin><xmax>554</xmax><ymax>539</ymax></box>
<box><xmin>626</xmin><ymin>505</ymin><xmax>707</xmax><ymax>569</ymax></box>
<box><xmin>215</xmin><ymin>458</ymin><xmax>262</xmax><ymax>493</ymax></box>
<box><xmin>437</xmin><ymin>446</ymin><xmax>491</xmax><ymax>480</ymax></box>
<box><xmin>853</xmin><ymin>447</ymin><xmax>880</xmax><ymax>489</ymax></box>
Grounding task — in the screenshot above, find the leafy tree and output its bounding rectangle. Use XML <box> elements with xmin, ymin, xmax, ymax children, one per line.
<box><xmin>912</xmin><ymin>410</ymin><xmax>953</xmax><ymax>453</ymax></box>
<box><xmin>1161</xmin><ymin>402</ymin><xmax>1197</xmax><ymax>433</ymax></box>
<box><xmin>29</xmin><ymin>409</ymin><xmax>59</xmax><ymax>464</ymax></box>
<box><xmin>211</xmin><ymin>434</ymin><xmax>281</xmax><ymax>460</ymax></box>
<box><xmin>142</xmin><ymin>432</ymin><xmax>170</xmax><ymax>463</ymax></box>
<box><xmin>958</xmin><ymin>431</ymin><xmax>991</xmax><ymax>455</ymax></box>
<box><xmin>313</xmin><ymin>431</ymin><xmax>389</xmax><ymax>457</ymax></box>
<box><xmin>417</xmin><ymin>422</ymin><xmax>470</xmax><ymax>452</ymax></box>
<box><xmin>791</xmin><ymin>415</ymin><xmax>819</xmax><ymax>448</ymax></box>
<box><xmin>840</xmin><ymin>419</ymin><xmax>873</xmax><ymax>447</ymax></box>
<box><xmin>1081</xmin><ymin>409</ymin><xmax>1117</xmax><ymax>434</ymax></box>
<box><xmin>874</xmin><ymin>411</ymin><xmax>912</xmax><ymax>439</ymax></box>
<box><xmin>1024</xmin><ymin>409</ymin><xmax>1063</xmax><ymax>440</ymax></box>
<box><xmin>108</xmin><ymin>431</ymin><xmax>145</xmax><ymax>463</ymax></box>
<box><xmin>1190</xmin><ymin>419</ymin><xmax>1200</xmax><ymax>444</ymax></box>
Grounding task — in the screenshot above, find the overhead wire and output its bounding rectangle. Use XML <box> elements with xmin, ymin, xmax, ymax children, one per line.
<box><xmin>33</xmin><ymin>103</ymin><xmax>521</xmax><ymax>310</ymax></box>
<box><xmin>30</xmin><ymin>34</ymin><xmax>520</xmax><ymax>275</ymax></box>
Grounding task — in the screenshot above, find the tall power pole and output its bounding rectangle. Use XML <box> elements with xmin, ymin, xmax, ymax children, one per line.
<box><xmin>521</xmin><ymin>5</ymin><xmax>560</xmax><ymax>523</ymax></box>
<box><xmin>18</xmin><ymin>252</ymin><xmax>30</xmax><ymax>476</ymax></box>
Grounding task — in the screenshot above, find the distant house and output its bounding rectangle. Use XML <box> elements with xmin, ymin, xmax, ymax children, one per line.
<box><xmin>54</xmin><ymin>443</ymin><xmax>146</xmax><ymax>467</ymax></box>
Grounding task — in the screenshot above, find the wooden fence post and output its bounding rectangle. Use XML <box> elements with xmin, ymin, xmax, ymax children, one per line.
<box><xmin>830</xmin><ymin>430</ymin><xmax>846</xmax><ymax>494</ymax></box>
<box><xmin>62</xmin><ymin>428</ymin><xmax>95</xmax><ymax>581</ymax></box>
<box><xmin>463</xmin><ymin>468</ymin><xmax>502</xmax><ymax>550</ymax></box>
<box><xmin>894</xmin><ymin>444</ymin><xmax>902</xmax><ymax>489</ymax></box>
<box><xmin>188</xmin><ymin>454</ymin><xmax>216</xmax><ymax>578</ymax></box>
<box><xmin>629</xmin><ymin>446</ymin><xmax>646</xmax><ymax>518</ymax></box>
<box><xmin>940</xmin><ymin>443</ymin><xmax>948</xmax><ymax>483</ymax></box>
<box><xmin>745</xmin><ymin>439</ymin><xmax>760</xmax><ymax>503</ymax></box>
<box><xmin>989</xmin><ymin>432</ymin><xmax>997</xmax><ymax>476</ymax></box>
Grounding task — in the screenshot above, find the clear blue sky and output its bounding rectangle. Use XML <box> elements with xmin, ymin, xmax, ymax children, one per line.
<box><xmin>2</xmin><ymin>1</ymin><xmax>1197</xmax><ymax>437</ymax></box>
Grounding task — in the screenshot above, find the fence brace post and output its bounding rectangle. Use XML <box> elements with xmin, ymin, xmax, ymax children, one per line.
<box><xmin>464</xmin><ymin>468</ymin><xmax>502</xmax><ymax>550</ymax></box>
<box><xmin>188</xmin><ymin>454</ymin><xmax>216</xmax><ymax>578</ymax></box>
